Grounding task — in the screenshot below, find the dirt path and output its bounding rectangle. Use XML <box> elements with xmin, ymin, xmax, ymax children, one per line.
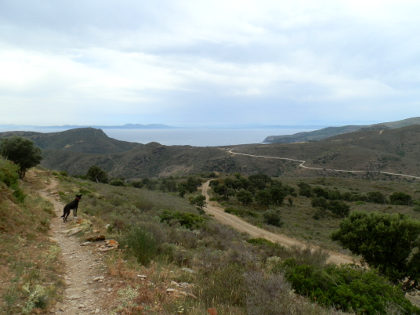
<box><xmin>227</xmin><ymin>148</ymin><xmax>420</xmax><ymax>180</ymax></box>
<box><xmin>39</xmin><ymin>179</ymin><xmax>109</xmax><ymax>315</ymax></box>
<box><xmin>201</xmin><ymin>180</ymin><xmax>356</xmax><ymax>265</ymax></box>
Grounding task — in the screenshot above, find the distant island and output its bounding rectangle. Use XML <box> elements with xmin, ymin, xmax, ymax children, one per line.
<box><xmin>0</xmin><ymin>123</ymin><xmax>176</xmax><ymax>130</ymax></box>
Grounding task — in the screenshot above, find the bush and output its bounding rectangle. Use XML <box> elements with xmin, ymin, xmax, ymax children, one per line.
<box><xmin>298</xmin><ymin>182</ymin><xmax>312</xmax><ymax>197</ymax></box>
<box><xmin>390</xmin><ymin>192</ymin><xmax>413</xmax><ymax>205</ymax></box>
<box><xmin>236</xmin><ymin>189</ymin><xmax>253</xmax><ymax>205</ymax></box>
<box><xmin>121</xmin><ymin>227</ymin><xmax>158</xmax><ymax>265</ymax></box>
<box><xmin>159</xmin><ymin>210</ymin><xmax>206</xmax><ymax>230</ymax></box>
<box><xmin>86</xmin><ymin>165</ymin><xmax>108</xmax><ymax>183</ymax></box>
<box><xmin>110</xmin><ymin>179</ymin><xmax>125</xmax><ymax>186</ymax></box>
<box><xmin>0</xmin><ymin>158</ymin><xmax>19</xmax><ymax>187</ymax></box>
<box><xmin>366</xmin><ymin>191</ymin><xmax>386</xmax><ymax>204</ymax></box>
<box><xmin>282</xmin><ymin>260</ymin><xmax>420</xmax><ymax>315</ymax></box>
<box><xmin>197</xmin><ymin>263</ymin><xmax>246</xmax><ymax>306</ymax></box>
<box><xmin>263</xmin><ymin>209</ymin><xmax>282</xmax><ymax>227</ymax></box>
<box><xmin>327</xmin><ymin>200</ymin><xmax>350</xmax><ymax>217</ymax></box>
<box><xmin>332</xmin><ymin>212</ymin><xmax>420</xmax><ymax>286</ymax></box>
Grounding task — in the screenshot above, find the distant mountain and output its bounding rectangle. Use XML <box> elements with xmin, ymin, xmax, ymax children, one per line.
<box><xmin>263</xmin><ymin>117</ymin><xmax>420</xmax><ymax>144</ymax></box>
<box><xmin>0</xmin><ymin>123</ymin><xmax>175</xmax><ymax>130</ymax></box>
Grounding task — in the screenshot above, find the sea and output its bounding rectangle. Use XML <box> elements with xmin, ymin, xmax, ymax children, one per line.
<box><xmin>102</xmin><ymin>128</ymin><xmax>316</xmax><ymax>146</ymax></box>
<box><xmin>0</xmin><ymin>126</ymin><xmax>318</xmax><ymax>146</ymax></box>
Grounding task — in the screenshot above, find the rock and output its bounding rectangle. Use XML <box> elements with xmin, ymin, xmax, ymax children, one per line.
<box><xmin>166</xmin><ymin>288</ymin><xmax>176</xmax><ymax>293</ymax></box>
<box><xmin>181</xmin><ymin>267</ymin><xmax>195</xmax><ymax>274</ymax></box>
<box><xmin>95</xmin><ymin>309</ymin><xmax>100</xmax><ymax>314</ymax></box>
<box><xmin>171</xmin><ymin>281</ymin><xmax>179</xmax><ymax>287</ymax></box>
<box><xmin>137</xmin><ymin>274</ymin><xmax>147</xmax><ymax>280</ymax></box>
<box><xmin>105</xmin><ymin>239</ymin><xmax>119</xmax><ymax>247</ymax></box>
<box><xmin>93</xmin><ymin>276</ymin><xmax>104</xmax><ymax>282</ymax></box>
<box><xmin>81</xmin><ymin>241</ymin><xmax>92</xmax><ymax>246</ymax></box>
<box><xmin>65</xmin><ymin>226</ymin><xmax>84</xmax><ymax>236</ymax></box>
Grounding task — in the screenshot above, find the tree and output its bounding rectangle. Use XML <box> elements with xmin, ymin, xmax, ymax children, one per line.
<box><xmin>86</xmin><ymin>165</ymin><xmax>108</xmax><ymax>183</ymax></box>
<box><xmin>236</xmin><ymin>189</ymin><xmax>253</xmax><ymax>205</ymax></box>
<box><xmin>189</xmin><ymin>194</ymin><xmax>206</xmax><ymax>210</ymax></box>
<box><xmin>332</xmin><ymin>212</ymin><xmax>420</xmax><ymax>287</ymax></box>
<box><xmin>0</xmin><ymin>136</ymin><xmax>42</xmax><ymax>179</ymax></box>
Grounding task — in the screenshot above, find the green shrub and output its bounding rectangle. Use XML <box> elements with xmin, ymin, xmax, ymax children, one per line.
<box><xmin>282</xmin><ymin>260</ymin><xmax>420</xmax><ymax>315</ymax></box>
<box><xmin>159</xmin><ymin>210</ymin><xmax>206</xmax><ymax>229</ymax></box>
<box><xmin>110</xmin><ymin>179</ymin><xmax>125</xmax><ymax>186</ymax></box>
<box><xmin>327</xmin><ymin>200</ymin><xmax>350</xmax><ymax>217</ymax></box>
<box><xmin>263</xmin><ymin>209</ymin><xmax>282</xmax><ymax>227</ymax></box>
<box><xmin>390</xmin><ymin>192</ymin><xmax>413</xmax><ymax>205</ymax></box>
<box><xmin>0</xmin><ymin>158</ymin><xmax>19</xmax><ymax>187</ymax></box>
<box><xmin>298</xmin><ymin>182</ymin><xmax>312</xmax><ymax>197</ymax></box>
<box><xmin>366</xmin><ymin>191</ymin><xmax>386</xmax><ymax>204</ymax></box>
<box><xmin>332</xmin><ymin>212</ymin><xmax>420</xmax><ymax>285</ymax></box>
<box><xmin>121</xmin><ymin>227</ymin><xmax>158</xmax><ymax>265</ymax></box>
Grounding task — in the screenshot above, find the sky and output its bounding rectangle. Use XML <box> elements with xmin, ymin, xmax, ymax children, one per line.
<box><xmin>0</xmin><ymin>0</ymin><xmax>419</xmax><ymax>127</ymax></box>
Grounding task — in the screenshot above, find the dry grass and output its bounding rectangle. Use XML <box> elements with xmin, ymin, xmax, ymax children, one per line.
<box><xmin>0</xmin><ymin>170</ymin><xmax>63</xmax><ymax>314</ymax></box>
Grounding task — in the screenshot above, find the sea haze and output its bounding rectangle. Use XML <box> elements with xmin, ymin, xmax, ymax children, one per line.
<box><xmin>103</xmin><ymin>128</ymin><xmax>316</xmax><ymax>146</ymax></box>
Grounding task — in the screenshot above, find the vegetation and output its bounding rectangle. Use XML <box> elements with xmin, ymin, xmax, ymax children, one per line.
<box><xmin>332</xmin><ymin>212</ymin><xmax>420</xmax><ymax>287</ymax></box>
<box><xmin>0</xmin><ymin>137</ymin><xmax>42</xmax><ymax>178</ymax></box>
<box><xmin>86</xmin><ymin>165</ymin><xmax>108</xmax><ymax>183</ymax></box>
<box><xmin>0</xmin><ymin>166</ymin><xmax>62</xmax><ymax>314</ymax></box>
<box><xmin>281</xmin><ymin>259</ymin><xmax>420</xmax><ymax>314</ymax></box>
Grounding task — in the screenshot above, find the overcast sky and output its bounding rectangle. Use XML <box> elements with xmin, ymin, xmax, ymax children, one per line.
<box><xmin>0</xmin><ymin>0</ymin><xmax>419</xmax><ymax>126</ymax></box>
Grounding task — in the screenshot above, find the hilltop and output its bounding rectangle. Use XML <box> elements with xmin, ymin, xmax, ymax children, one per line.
<box><xmin>264</xmin><ymin>116</ymin><xmax>420</xmax><ymax>144</ymax></box>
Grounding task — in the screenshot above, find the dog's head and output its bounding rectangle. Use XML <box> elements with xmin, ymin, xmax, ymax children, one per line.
<box><xmin>76</xmin><ymin>194</ymin><xmax>82</xmax><ymax>200</ymax></box>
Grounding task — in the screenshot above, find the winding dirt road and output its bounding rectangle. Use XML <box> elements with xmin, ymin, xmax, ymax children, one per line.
<box><xmin>39</xmin><ymin>179</ymin><xmax>109</xmax><ymax>314</ymax></box>
<box><xmin>227</xmin><ymin>148</ymin><xmax>420</xmax><ymax>180</ymax></box>
<box><xmin>201</xmin><ymin>181</ymin><xmax>356</xmax><ymax>265</ymax></box>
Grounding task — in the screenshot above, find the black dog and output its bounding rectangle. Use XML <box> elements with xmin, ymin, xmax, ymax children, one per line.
<box><xmin>61</xmin><ymin>194</ymin><xmax>82</xmax><ymax>222</ymax></box>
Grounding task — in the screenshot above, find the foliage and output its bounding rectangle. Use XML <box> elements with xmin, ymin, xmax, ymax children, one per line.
<box><xmin>282</xmin><ymin>260</ymin><xmax>420</xmax><ymax>315</ymax></box>
<box><xmin>312</xmin><ymin>197</ymin><xmax>350</xmax><ymax>218</ymax></box>
<box><xmin>366</xmin><ymin>191</ymin><xmax>386</xmax><ymax>204</ymax></box>
<box><xmin>121</xmin><ymin>227</ymin><xmax>158</xmax><ymax>265</ymax></box>
<box><xmin>263</xmin><ymin>209</ymin><xmax>282</xmax><ymax>227</ymax></box>
<box><xmin>390</xmin><ymin>192</ymin><xmax>413</xmax><ymax>205</ymax></box>
<box><xmin>298</xmin><ymin>182</ymin><xmax>312</xmax><ymax>197</ymax></box>
<box><xmin>236</xmin><ymin>189</ymin><xmax>253</xmax><ymax>205</ymax></box>
<box><xmin>159</xmin><ymin>210</ymin><xmax>206</xmax><ymax>229</ymax></box>
<box><xmin>0</xmin><ymin>137</ymin><xmax>42</xmax><ymax>178</ymax></box>
<box><xmin>189</xmin><ymin>194</ymin><xmax>206</xmax><ymax>209</ymax></box>
<box><xmin>332</xmin><ymin>212</ymin><xmax>420</xmax><ymax>286</ymax></box>
<box><xmin>110</xmin><ymin>178</ymin><xmax>125</xmax><ymax>186</ymax></box>
<box><xmin>86</xmin><ymin>165</ymin><xmax>108</xmax><ymax>183</ymax></box>
<box><xmin>0</xmin><ymin>158</ymin><xmax>19</xmax><ymax>187</ymax></box>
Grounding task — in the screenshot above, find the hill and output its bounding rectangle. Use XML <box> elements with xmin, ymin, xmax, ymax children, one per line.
<box><xmin>264</xmin><ymin>116</ymin><xmax>420</xmax><ymax>144</ymax></box>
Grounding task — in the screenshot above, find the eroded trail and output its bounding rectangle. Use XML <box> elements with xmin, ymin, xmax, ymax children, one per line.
<box><xmin>39</xmin><ymin>179</ymin><xmax>108</xmax><ymax>314</ymax></box>
<box><xmin>201</xmin><ymin>180</ymin><xmax>356</xmax><ymax>265</ymax></box>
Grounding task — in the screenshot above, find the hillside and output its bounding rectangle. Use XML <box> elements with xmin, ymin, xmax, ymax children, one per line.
<box><xmin>238</xmin><ymin>124</ymin><xmax>420</xmax><ymax>178</ymax></box>
<box><xmin>264</xmin><ymin>116</ymin><xmax>420</xmax><ymax>144</ymax></box>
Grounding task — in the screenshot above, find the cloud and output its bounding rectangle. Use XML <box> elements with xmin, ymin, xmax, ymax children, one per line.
<box><xmin>0</xmin><ymin>0</ymin><xmax>419</xmax><ymax>125</ymax></box>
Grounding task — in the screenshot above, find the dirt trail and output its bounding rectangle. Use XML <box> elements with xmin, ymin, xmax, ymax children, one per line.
<box><xmin>39</xmin><ymin>179</ymin><xmax>108</xmax><ymax>315</ymax></box>
<box><xmin>201</xmin><ymin>180</ymin><xmax>356</xmax><ymax>265</ymax></box>
<box><xmin>228</xmin><ymin>148</ymin><xmax>420</xmax><ymax>180</ymax></box>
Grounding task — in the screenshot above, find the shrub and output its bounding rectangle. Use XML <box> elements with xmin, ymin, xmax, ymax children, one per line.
<box><xmin>311</xmin><ymin>197</ymin><xmax>328</xmax><ymax>209</ymax></box>
<box><xmin>327</xmin><ymin>200</ymin><xmax>350</xmax><ymax>217</ymax></box>
<box><xmin>197</xmin><ymin>263</ymin><xmax>246</xmax><ymax>306</ymax></box>
<box><xmin>366</xmin><ymin>191</ymin><xmax>386</xmax><ymax>204</ymax></box>
<box><xmin>236</xmin><ymin>189</ymin><xmax>253</xmax><ymax>205</ymax></box>
<box><xmin>298</xmin><ymin>182</ymin><xmax>312</xmax><ymax>197</ymax></box>
<box><xmin>110</xmin><ymin>179</ymin><xmax>125</xmax><ymax>186</ymax></box>
<box><xmin>390</xmin><ymin>192</ymin><xmax>413</xmax><ymax>205</ymax></box>
<box><xmin>0</xmin><ymin>158</ymin><xmax>19</xmax><ymax>187</ymax></box>
<box><xmin>86</xmin><ymin>165</ymin><xmax>108</xmax><ymax>183</ymax></box>
<box><xmin>121</xmin><ymin>227</ymin><xmax>158</xmax><ymax>265</ymax></box>
<box><xmin>332</xmin><ymin>212</ymin><xmax>420</xmax><ymax>286</ymax></box>
<box><xmin>282</xmin><ymin>260</ymin><xmax>420</xmax><ymax>315</ymax></box>
<box><xmin>159</xmin><ymin>210</ymin><xmax>206</xmax><ymax>230</ymax></box>
<box><xmin>263</xmin><ymin>209</ymin><xmax>282</xmax><ymax>227</ymax></box>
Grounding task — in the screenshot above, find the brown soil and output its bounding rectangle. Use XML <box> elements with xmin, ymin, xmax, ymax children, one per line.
<box><xmin>201</xmin><ymin>180</ymin><xmax>357</xmax><ymax>265</ymax></box>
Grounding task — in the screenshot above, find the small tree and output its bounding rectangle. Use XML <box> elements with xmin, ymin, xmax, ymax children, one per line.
<box><xmin>236</xmin><ymin>189</ymin><xmax>253</xmax><ymax>205</ymax></box>
<box><xmin>332</xmin><ymin>212</ymin><xmax>420</xmax><ymax>288</ymax></box>
<box><xmin>0</xmin><ymin>137</ymin><xmax>42</xmax><ymax>179</ymax></box>
<box><xmin>189</xmin><ymin>194</ymin><xmax>206</xmax><ymax>210</ymax></box>
<box><xmin>86</xmin><ymin>165</ymin><xmax>108</xmax><ymax>183</ymax></box>
<box><xmin>390</xmin><ymin>192</ymin><xmax>413</xmax><ymax>206</ymax></box>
